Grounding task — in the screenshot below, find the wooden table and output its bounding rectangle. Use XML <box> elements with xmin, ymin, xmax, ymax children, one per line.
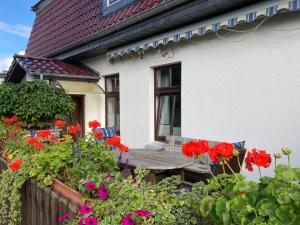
<box><xmin>114</xmin><ymin>149</ymin><xmax>194</xmax><ymax>184</ymax></box>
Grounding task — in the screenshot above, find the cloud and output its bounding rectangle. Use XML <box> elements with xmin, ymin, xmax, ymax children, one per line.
<box><xmin>0</xmin><ymin>22</ymin><xmax>32</xmax><ymax>38</ymax></box>
<box><xmin>0</xmin><ymin>51</ymin><xmax>25</xmax><ymax>72</ymax></box>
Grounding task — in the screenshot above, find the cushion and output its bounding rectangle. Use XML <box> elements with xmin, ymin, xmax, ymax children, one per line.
<box><xmin>144</xmin><ymin>141</ymin><xmax>165</xmax><ymax>150</ymax></box>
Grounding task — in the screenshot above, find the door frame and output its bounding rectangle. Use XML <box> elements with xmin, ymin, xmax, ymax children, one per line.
<box><xmin>70</xmin><ymin>94</ymin><xmax>85</xmax><ymax>135</ymax></box>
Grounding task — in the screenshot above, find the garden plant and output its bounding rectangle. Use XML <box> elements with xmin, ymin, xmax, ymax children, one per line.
<box><xmin>0</xmin><ymin>116</ymin><xmax>299</xmax><ymax>225</ymax></box>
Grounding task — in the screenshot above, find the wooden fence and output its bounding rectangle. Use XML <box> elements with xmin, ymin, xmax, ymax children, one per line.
<box><xmin>0</xmin><ymin>159</ymin><xmax>80</xmax><ymax>225</ymax></box>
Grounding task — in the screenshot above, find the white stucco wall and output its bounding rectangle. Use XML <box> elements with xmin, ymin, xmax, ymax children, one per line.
<box><xmin>83</xmin><ymin>12</ymin><xmax>300</xmax><ymax>179</ymax></box>
<box><xmin>58</xmin><ymin>80</ymin><xmax>105</xmax><ymax>132</ymax></box>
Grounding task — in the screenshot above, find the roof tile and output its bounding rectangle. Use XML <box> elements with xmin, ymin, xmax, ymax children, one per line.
<box><xmin>26</xmin><ymin>0</ymin><xmax>167</xmax><ymax>57</ymax></box>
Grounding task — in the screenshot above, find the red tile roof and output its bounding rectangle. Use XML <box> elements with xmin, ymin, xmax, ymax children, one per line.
<box><xmin>26</xmin><ymin>0</ymin><xmax>167</xmax><ymax>57</ymax></box>
<box><xmin>15</xmin><ymin>55</ymin><xmax>98</xmax><ymax>77</ymax></box>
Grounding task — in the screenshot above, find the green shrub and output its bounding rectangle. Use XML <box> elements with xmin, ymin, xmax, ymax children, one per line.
<box><xmin>0</xmin><ymin>81</ymin><xmax>75</xmax><ymax>128</ymax></box>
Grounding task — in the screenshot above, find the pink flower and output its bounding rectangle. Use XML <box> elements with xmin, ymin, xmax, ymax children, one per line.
<box><xmin>134</xmin><ymin>210</ymin><xmax>151</xmax><ymax>218</ymax></box>
<box><xmin>121</xmin><ymin>214</ymin><xmax>136</xmax><ymax>225</ymax></box>
<box><xmin>78</xmin><ymin>219</ymin><xmax>85</xmax><ymax>225</ymax></box>
<box><xmin>86</xmin><ymin>181</ymin><xmax>96</xmax><ymax>191</ymax></box>
<box><xmin>97</xmin><ymin>185</ymin><xmax>109</xmax><ymax>200</ymax></box>
<box><xmin>85</xmin><ymin>217</ymin><xmax>98</xmax><ymax>225</ymax></box>
<box><xmin>79</xmin><ymin>204</ymin><xmax>94</xmax><ymax>215</ymax></box>
<box><xmin>58</xmin><ymin>212</ymin><xmax>70</xmax><ymax>223</ymax></box>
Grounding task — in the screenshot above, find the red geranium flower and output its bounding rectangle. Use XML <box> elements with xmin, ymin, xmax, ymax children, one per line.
<box><xmin>11</xmin><ymin>115</ymin><xmax>18</xmax><ymax>122</ymax></box>
<box><xmin>105</xmin><ymin>136</ymin><xmax>121</xmax><ymax>146</ymax></box>
<box><xmin>68</xmin><ymin>124</ymin><xmax>81</xmax><ymax>135</ymax></box>
<box><xmin>94</xmin><ymin>132</ymin><xmax>103</xmax><ymax>139</ymax></box>
<box><xmin>182</xmin><ymin>142</ymin><xmax>196</xmax><ymax>158</ymax></box>
<box><xmin>4</xmin><ymin>118</ymin><xmax>13</xmax><ymax>124</ymax></box>
<box><xmin>55</xmin><ymin>120</ymin><xmax>66</xmax><ymax>127</ymax></box>
<box><xmin>213</xmin><ymin>142</ymin><xmax>235</xmax><ymax>158</ymax></box>
<box><xmin>27</xmin><ymin>137</ymin><xmax>38</xmax><ymax>145</ymax></box>
<box><xmin>245</xmin><ymin>148</ymin><xmax>272</xmax><ymax>171</ymax></box>
<box><xmin>118</xmin><ymin>143</ymin><xmax>129</xmax><ymax>153</ymax></box>
<box><xmin>253</xmin><ymin>150</ymin><xmax>272</xmax><ymax>168</ymax></box>
<box><xmin>88</xmin><ymin>120</ymin><xmax>101</xmax><ymax>129</ymax></box>
<box><xmin>34</xmin><ymin>142</ymin><xmax>44</xmax><ymax>150</ymax></box>
<box><xmin>10</xmin><ymin>159</ymin><xmax>23</xmax><ymax>171</ymax></box>
<box><xmin>195</xmin><ymin>140</ymin><xmax>210</xmax><ymax>155</ymax></box>
<box><xmin>8</xmin><ymin>132</ymin><xmax>16</xmax><ymax>138</ymax></box>
<box><xmin>37</xmin><ymin>130</ymin><xmax>52</xmax><ymax>139</ymax></box>
<box><xmin>49</xmin><ymin>136</ymin><xmax>58</xmax><ymax>143</ymax></box>
<box><xmin>17</xmin><ymin>121</ymin><xmax>24</xmax><ymax>127</ymax></box>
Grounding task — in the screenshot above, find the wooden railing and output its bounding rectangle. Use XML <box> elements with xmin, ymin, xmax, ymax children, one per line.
<box><xmin>0</xmin><ymin>159</ymin><xmax>80</xmax><ymax>225</ymax></box>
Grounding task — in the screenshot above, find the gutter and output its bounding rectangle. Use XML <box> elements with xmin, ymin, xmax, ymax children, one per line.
<box><xmin>30</xmin><ymin>73</ymin><xmax>100</xmax><ymax>82</ymax></box>
<box><xmin>45</xmin><ymin>0</ymin><xmax>192</xmax><ymax>58</ymax></box>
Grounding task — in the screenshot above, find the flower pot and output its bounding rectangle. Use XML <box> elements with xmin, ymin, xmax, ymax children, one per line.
<box><xmin>52</xmin><ymin>178</ymin><xmax>84</xmax><ymax>206</ymax></box>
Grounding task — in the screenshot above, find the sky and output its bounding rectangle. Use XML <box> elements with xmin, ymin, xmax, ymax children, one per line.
<box><xmin>0</xmin><ymin>0</ymin><xmax>37</xmax><ymax>72</ymax></box>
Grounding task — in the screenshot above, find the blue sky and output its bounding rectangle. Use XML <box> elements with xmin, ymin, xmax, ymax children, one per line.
<box><xmin>0</xmin><ymin>0</ymin><xmax>36</xmax><ymax>71</ymax></box>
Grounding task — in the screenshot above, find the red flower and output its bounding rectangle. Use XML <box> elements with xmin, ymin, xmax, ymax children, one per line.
<box><xmin>55</xmin><ymin>120</ymin><xmax>66</xmax><ymax>127</ymax></box>
<box><xmin>8</xmin><ymin>132</ymin><xmax>16</xmax><ymax>138</ymax></box>
<box><xmin>182</xmin><ymin>142</ymin><xmax>196</xmax><ymax>158</ymax></box>
<box><xmin>49</xmin><ymin>136</ymin><xmax>58</xmax><ymax>143</ymax></box>
<box><xmin>245</xmin><ymin>149</ymin><xmax>272</xmax><ymax>171</ymax></box>
<box><xmin>118</xmin><ymin>143</ymin><xmax>129</xmax><ymax>153</ymax></box>
<box><xmin>4</xmin><ymin>118</ymin><xmax>13</xmax><ymax>124</ymax></box>
<box><xmin>27</xmin><ymin>138</ymin><xmax>38</xmax><ymax>145</ymax></box>
<box><xmin>208</xmin><ymin>147</ymin><xmax>219</xmax><ymax>163</ymax></box>
<box><xmin>68</xmin><ymin>124</ymin><xmax>81</xmax><ymax>135</ymax></box>
<box><xmin>195</xmin><ymin>140</ymin><xmax>210</xmax><ymax>155</ymax></box>
<box><xmin>37</xmin><ymin>130</ymin><xmax>52</xmax><ymax>139</ymax></box>
<box><xmin>10</xmin><ymin>159</ymin><xmax>23</xmax><ymax>171</ymax></box>
<box><xmin>253</xmin><ymin>150</ymin><xmax>272</xmax><ymax>168</ymax></box>
<box><xmin>17</xmin><ymin>121</ymin><xmax>24</xmax><ymax>127</ymax></box>
<box><xmin>214</xmin><ymin>142</ymin><xmax>235</xmax><ymax>158</ymax></box>
<box><xmin>95</xmin><ymin>132</ymin><xmax>103</xmax><ymax>139</ymax></box>
<box><xmin>34</xmin><ymin>142</ymin><xmax>44</xmax><ymax>150</ymax></box>
<box><xmin>11</xmin><ymin>115</ymin><xmax>18</xmax><ymax>122</ymax></box>
<box><xmin>105</xmin><ymin>136</ymin><xmax>121</xmax><ymax>146</ymax></box>
<box><xmin>88</xmin><ymin>120</ymin><xmax>101</xmax><ymax>129</ymax></box>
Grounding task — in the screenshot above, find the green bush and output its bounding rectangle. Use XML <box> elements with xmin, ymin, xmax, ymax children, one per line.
<box><xmin>0</xmin><ymin>81</ymin><xmax>75</xmax><ymax>128</ymax></box>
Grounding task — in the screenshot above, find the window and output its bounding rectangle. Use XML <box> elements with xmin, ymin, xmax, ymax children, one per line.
<box><xmin>155</xmin><ymin>64</ymin><xmax>181</xmax><ymax>141</ymax></box>
<box><xmin>105</xmin><ymin>75</ymin><xmax>120</xmax><ymax>134</ymax></box>
<box><xmin>102</xmin><ymin>0</ymin><xmax>136</xmax><ymax>16</ymax></box>
<box><xmin>107</xmin><ymin>0</ymin><xmax>120</xmax><ymax>6</ymax></box>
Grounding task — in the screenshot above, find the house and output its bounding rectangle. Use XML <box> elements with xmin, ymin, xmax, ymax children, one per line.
<box><xmin>0</xmin><ymin>72</ymin><xmax>6</xmax><ymax>84</ymax></box>
<box><xmin>5</xmin><ymin>0</ymin><xmax>300</xmax><ymax>178</ymax></box>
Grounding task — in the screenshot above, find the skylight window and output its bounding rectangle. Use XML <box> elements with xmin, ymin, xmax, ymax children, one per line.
<box><xmin>102</xmin><ymin>0</ymin><xmax>135</xmax><ymax>16</ymax></box>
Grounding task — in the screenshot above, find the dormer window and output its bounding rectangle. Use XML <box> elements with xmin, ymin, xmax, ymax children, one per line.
<box><xmin>102</xmin><ymin>0</ymin><xmax>135</xmax><ymax>16</ymax></box>
<box><xmin>107</xmin><ymin>0</ymin><xmax>121</xmax><ymax>7</ymax></box>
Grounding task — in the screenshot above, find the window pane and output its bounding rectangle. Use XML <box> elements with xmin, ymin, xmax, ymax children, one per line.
<box><xmin>171</xmin><ymin>65</ymin><xmax>181</xmax><ymax>87</ymax></box>
<box><xmin>108</xmin><ymin>0</ymin><xmax>120</xmax><ymax>6</ymax></box>
<box><xmin>157</xmin><ymin>68</ymin><xmax>171</xmax><ymax>88</ymax></box>
<box><xmin>158</xmin><ymin>95</ymin><xmax>172</xmax><ymax>136</ymax></box>
<box><xmin>106</xmin><ymin>96</ymin><xmax>120</xmax><ymax>133</ymax></box>
<box><xmin>107</xmin><ymin>97</ymin><xmax>116</xmax><ymax>127</ymax></box>
<box><xmin>106</xmin><ymin>76</ymin><xmax>119</xmax><ymax>92</ymax></box>
<box><xmin>172</xmin><ymin>94</ymin><xmax>181</xmax><ymax>136</ymax></box>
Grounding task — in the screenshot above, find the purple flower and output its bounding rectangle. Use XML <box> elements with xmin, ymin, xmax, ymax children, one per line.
<box><xmin>85</xmin><ymin>217</ymin><xmax>98</xmax><ymax>225</ymax></box>
<box><xmin>97</xmin><ymin>185</ymin><xmax>109</xmax><ymax>200</ymax></box>
<box><xmin>86</xmin><ymin>181</ymin><xmax>96</xmax><ymax>191</ymax></box>
<box><xmin>134</xmin><ymin>210</ymin><xmax>151</xmax><ymax>218</ymax></box>
<box><xmin>121</xmin><ymin>214</ymin><xmax>136</xmax><ymax>225</ymax></box>
<box><xmin>79</xmin><ymin>204</ymin><xmax>94</xmax><ymax>215</ymax></box>
<box><xmin>58</xmin><ymin>212</ymin><xmax>70</xmax><ymax>223</ymax></box>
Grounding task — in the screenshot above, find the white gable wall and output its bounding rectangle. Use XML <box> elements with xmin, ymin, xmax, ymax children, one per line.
<box><xmin>83</xmin><ymin>12</ymin><xmax>300</xmax><ymax>179</ymax></box>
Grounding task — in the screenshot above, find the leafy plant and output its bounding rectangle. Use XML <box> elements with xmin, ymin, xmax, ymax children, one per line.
<box><xmin>196</xmin><ymin>149</ymin><xmax>300</xmax><ymax>225</ymax></box>
<box><xmin>0</xmin><ymin>81</ymin><xmax>75</xmax><ymax>128</ymax></box>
